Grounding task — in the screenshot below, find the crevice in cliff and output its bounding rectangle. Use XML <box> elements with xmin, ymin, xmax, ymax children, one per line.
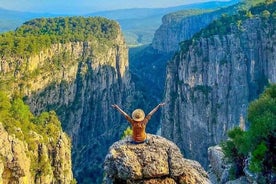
<box><xmin>115</xmin><ymin>44</ymin><xmax>122</xmax><ymax>89</ymax></box>
<box><xmin>167</xmin><ymin>147</ymin><xmax>172</xmax><ymax>177</ymax></box>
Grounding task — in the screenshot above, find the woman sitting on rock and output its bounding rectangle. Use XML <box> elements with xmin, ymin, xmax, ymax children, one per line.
<box><xmin>112</xmin><ymin>103</ymin><xmax>165</xmax><ymax>144</ymax></box>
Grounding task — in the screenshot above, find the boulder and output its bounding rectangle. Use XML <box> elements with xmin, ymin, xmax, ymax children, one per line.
<box><xmin>104</xmin><ymin>134</ymin><xmax>210</xmax><ymax>184</ymax></box>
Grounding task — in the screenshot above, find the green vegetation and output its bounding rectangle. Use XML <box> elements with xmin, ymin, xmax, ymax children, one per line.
<box><xmin>121</xmin><ymin>126</ymin><xmax>133</xmax><ymax>139</ymax></box>
<box><xmin>0</xmin><ymin>91</ymin><xmax>66</xmax><ymax>178</ymax></box>
<box><xmin>163</xmin><ymin>9</ymin><xmax>214</xmax><ymax>23</ymax></box>
<box><xmin>194</xmin><ymin>85</ymin><xmax>212</xmax><ymax>95</ymax></box>
<box><xmin>221</xmin><ymin>127</ymin><xmax>247</xmax><ymax>179</ymax></box>
<box><xmin>242</xmin><ymin>0</ymin><xmax>270</xmax><ymax>7</ymax></box>
<box><xmin>246</xmin><ymin>84</ymin><xmax>276</xmax><ymax>176</ymax></box>
<box><xmin>0</xmin><ymin>91</ymin><xmax>62</xmax><ymax>145</ymax></box>
<box><xmin>0</xmin><ymin>17</ymin><xmax>119</xmax><ymax>58</ymax></box>
<box><xmin>221</xmin><ymin>84</ymin><xmax>276</xmax><ymax>183</ymax></box>
<box><xmin>180</xmin><ymin>1</ymin><xmax>276</xmax><ymax>51</ymax></box>
<box><xmin>0</xmin><ymin>16</ymin><xmax>120</xmax><ymax>96</ymax></box>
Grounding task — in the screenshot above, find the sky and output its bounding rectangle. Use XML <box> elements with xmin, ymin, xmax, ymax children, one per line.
<box><xmin>0</xmin><ymin>0</ymin><xmax>233</xmax><ymax>14</ymax></box>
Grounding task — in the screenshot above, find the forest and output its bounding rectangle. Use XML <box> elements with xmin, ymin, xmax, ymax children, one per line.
<box><xmin>0</xmin><ymin>17</ymin><xmax>119</xmax><ymax>58</ymax></box>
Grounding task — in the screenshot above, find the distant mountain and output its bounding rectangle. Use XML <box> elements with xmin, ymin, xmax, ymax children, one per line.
<box><xmin>0</xmin><ymin>0</ymin><xmax>240</xmax><ymax>45</ymax></box>
<box><xmin>88</xmin><ymin>0</ymin><xmax>240</xmax><ymax>20</ymax></box>
<box><xmin>0</xmin><ymin>7</ymin><xmax>58</xmax><ymax>32</ymax></box>
<box><xmin>88</xmin><ymin>0</ymin><xmax>240</xmax><ymax>45</ymax></box>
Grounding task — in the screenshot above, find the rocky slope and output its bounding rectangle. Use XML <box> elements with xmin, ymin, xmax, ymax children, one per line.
<box><xmin>0</xmin><ymin>122</ymin><xmax>73</xmax><ymax>184</ymax></box>
<box><xmin>0</xmin><ymin>17</ymin><xmax>133</xmax><ymax>183</ymax></box>
<box><xmin>161</xmin><ymin>5</ymin><xmax>276</xmax><ymax>169</ymax></box>
<box><xmin>104</xmin><ymin>134</ymin><xmax>210</xmax><ymax>184</ymax></box>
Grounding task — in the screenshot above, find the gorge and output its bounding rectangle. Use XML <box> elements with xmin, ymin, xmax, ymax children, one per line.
<box><xmin>0</xmin><ymin>1</ymin><xmax>275</xmax><ymax>183</ymax></box>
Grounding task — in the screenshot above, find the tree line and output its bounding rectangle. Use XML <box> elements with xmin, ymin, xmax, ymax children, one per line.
<box><xmin>0</xmin><ymin>17</ymin><xmax>120</xmax><ymax>58</ymax></box>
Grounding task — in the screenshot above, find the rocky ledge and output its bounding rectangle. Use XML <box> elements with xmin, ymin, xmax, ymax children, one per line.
<box><xmin>104</xmin><ymin>134</ymin><xmax>210</xmax><ymax>184</ymax></box>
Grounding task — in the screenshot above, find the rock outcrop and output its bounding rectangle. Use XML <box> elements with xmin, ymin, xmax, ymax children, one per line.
<box><xmin>0</xmin><ymin>122</ymin><xmax>73</xmax><ymax>184</ymax></box>
<box><xmin>208</xmin><ymin>145</ymin><xmax>259</xmax><ymax>184</ymax></box>
<box><xmin>161</xmin><ymin>7</ymin><xmax>276</xmax><ymax>170</ymax></box>
<box><xmin>104</xmin><ymin>134</ymin><xmax>210</xmax><ymax>184</ymax></box>
<box><xmin>208</xmin><ymin>146</ymin><xmax>231</xmax><ymax>184</ymax></box>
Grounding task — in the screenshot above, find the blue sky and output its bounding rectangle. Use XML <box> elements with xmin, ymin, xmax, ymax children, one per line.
<box><xmin>0</xmin><ymin>0</ymin><xmax>233</xmax><ymax>14</ymax></box>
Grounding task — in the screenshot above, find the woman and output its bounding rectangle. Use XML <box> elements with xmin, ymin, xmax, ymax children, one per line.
<box><xmin>112</xmin><ymin>103</ymin><xmax>165</xmax><ymax>143</ymax></box>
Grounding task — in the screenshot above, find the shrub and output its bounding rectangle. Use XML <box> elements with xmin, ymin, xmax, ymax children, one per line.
<box><xmin>121</xmin><ymin>126</ymin><xmax>133</xmax><ymax>139</ymax></box>
<box><xmin>221</xmin><ymin>84</ymin><xmax>276</xmax><ymax>182</ymax></box>
<box><xmin>221</xmin><ymin>127</ymin><xmax>247</xmax><ymax>178</ymax></box>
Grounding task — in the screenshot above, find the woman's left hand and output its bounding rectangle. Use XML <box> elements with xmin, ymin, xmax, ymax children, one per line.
<box><xmin>159</xmin><ymin>102</ymin><xmax>165</xmax><ymax>106</ymax></box>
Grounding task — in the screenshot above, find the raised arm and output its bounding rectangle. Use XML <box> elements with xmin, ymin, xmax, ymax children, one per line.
<box><xmin>112</xmin><ymin>104</ymin><xmax>132</xmax><ymax>120</ymax></box>
<box><xmin>147</xmin><ymin>102</ymin><xmax>165</xmax><ymax>117</ymax></box>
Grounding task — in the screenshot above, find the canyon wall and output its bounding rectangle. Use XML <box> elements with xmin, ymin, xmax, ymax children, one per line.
<box><xmin>161</xmin><ymin>15</ymin><xmax>276</xmax><ymax>168</ymax></box>
<box><xmin>152</xmin><ymin>5</ymin><xmax>238</xmax><ymax>53</ymax></box>
<box><xmin>0</xmin><ymin>17</ymin><xmax>133</xmax><ymax>183</ymax></box>
<box><xmin>0</xmin><ymin>120</ymin><xmax>73</xmax><ymax>183</ymax></box>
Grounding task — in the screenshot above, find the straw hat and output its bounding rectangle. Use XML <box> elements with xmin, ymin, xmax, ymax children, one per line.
<box><xmin>132</xmin><ymin>109</ymin><xmax>145</xmax><ymax>121</ymax></box>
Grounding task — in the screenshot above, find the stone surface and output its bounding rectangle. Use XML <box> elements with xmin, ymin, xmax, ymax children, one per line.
<box><xmin>208</xmin><ymin>146</ymin><xmax>230</xmax><ymax>183</ymax></box>
<box><xmin>208</xmin><ymin>146</ymin><xmax>232</xmax><ymax>184</ymax></box>
<box><xmin>208</xmin><ymin>145</ymin><xmax>255</xmax><ymax>184</ymax></box>
<box><xmin>104</xmin><ymin>134</ymin><xmax>210</xmax><ymax>184</ymax></box>
<box><xmin>225</xmin><ymin>177</ymin><xmax>250</xmax><ymax>184</ymax></box>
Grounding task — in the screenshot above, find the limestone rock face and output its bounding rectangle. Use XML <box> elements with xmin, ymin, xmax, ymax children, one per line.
<box><xmin>0</xmin><ymin>18</ymin><xmax>132</xmax><ymax>182</ymax></box>
<box><xmin>208</xmin><ymin>146</ymin><xmax>231</xmax><ymax>184</ymax></box>
<box><xmin>0</xmin><ymin>123</ymin><xmax>73</xmax><ymax>184</ymax></box>
<box><xmin>161</xmin><ymin>16</ymin><xmax>276</xmax><ymax>169</ymax></box>
<box><xmin>208</xmin><ymin>145</ymin><xmax>255</xmax><ymax>184</ymax></box>
<box><xmin>104</xmin><ymin>134</ymin><xmax>210</xmax><ymax>184</ymax></box>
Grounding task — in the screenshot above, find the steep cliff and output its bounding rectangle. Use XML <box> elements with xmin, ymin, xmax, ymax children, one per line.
<box><xmin>208</xmin><ymin>146</ymin><xmax>232</xmax><ymax>184</ymax></box>
<box><xmin>161</xmin><ymin>2</ymin><xmax>276</xmax><ymax>169</ymax></box>
<box><xmin>104</xmin><ymin>134</ymin><xmax>210</xmax><ymax>184</ymax></box>
<box><xmin>0</xmin><ymin>123</ymin><xmax>73</xmax><ymax>184</ymax></box>
<box><xmin>0</xmin><ymin>92</ymin><xmax>73</xmax><ymax>183</ymax></box>
<box><xmin>0</xmin><ymin>17</ymin><xmax>133</xmax><ymax>183</ymax></box>
<box><xmin>152</xmin><ymin>4</ymin><xmax>239</xmax><ymax>53</ymax></box>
